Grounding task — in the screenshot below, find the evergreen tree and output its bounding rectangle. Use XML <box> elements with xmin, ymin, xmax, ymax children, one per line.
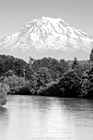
<box><xmin>89</xmin><ymin>49</ymin><xmax>93</xmax><ymax>72</ymax></box>
<box><xmin>90</xmin><ymin>49</ymin><xmax>93</xmax><ymax>62</ymax></box>
<box><xmin>72</xmin><ymin>57</ymin><xmax>78</xmax><ymax>69</ymax></box>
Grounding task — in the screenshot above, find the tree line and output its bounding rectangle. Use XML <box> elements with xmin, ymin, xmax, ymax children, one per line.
<box><xmin>0</xmin><ymin>48</ymin><xmax>93</xmax><ymax>98</ymax></box>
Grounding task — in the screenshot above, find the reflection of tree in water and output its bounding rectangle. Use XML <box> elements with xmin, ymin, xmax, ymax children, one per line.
<box><xmin>31</xmin><ymin>96</ymin><xmax>52</xmax><ymax>111</ymax></box>
<box><xmin>0</xmin><ymin>107</ymin><xmax>8</xmax><ymax>118</ymax></box>
<box><xmin>57</xmin><ymin>98</ymin><xmax>93</xmax><ymax>120</ymax></box>
<box><xmin>0</xmin><ymin>107</ymin><xmax>9</xmax><ymax>139</ymax></box>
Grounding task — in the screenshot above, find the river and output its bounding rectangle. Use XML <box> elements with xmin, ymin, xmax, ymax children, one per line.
<box><xmin>0</xmin><ymin>95</ymin><xmax>93</xmax><ymax>140</ymax></box>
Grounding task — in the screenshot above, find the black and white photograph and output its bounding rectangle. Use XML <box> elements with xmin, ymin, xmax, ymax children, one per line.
<box><xmin>0</xmin><ymin>0</ymin><xmax>93</xmax><ymax>139</ymax></box>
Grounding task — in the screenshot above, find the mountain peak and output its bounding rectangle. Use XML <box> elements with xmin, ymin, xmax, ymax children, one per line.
<box><xmin>0</xmin><ymin>16</ymin><xmax>93</xmax><ymax>60</ymax></box>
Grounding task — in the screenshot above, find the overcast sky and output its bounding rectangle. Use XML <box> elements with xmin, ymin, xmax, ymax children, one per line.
<box><xmin>0</xmin><ymin>0</ymin><xmax>93</xmax><ymax>37</ymax></box>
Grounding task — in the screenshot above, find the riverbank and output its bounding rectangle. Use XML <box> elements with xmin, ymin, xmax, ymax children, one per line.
<box><xmin>0</xmin><ymin>54</ymin><xmax>93</xmax><ymax>101</ymax></box>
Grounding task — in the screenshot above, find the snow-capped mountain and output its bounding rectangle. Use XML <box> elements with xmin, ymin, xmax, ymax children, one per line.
<box><xmin>0</xmin><ymin>16</ymin><xmax>93</xmax><ymax>61</ymax></box>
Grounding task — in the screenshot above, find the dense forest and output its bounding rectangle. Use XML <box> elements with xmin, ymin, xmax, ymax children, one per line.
<box><xmin>0</xmin><ymin>49</ymin><xmax>93</xmax><ymax>100</ymax></box>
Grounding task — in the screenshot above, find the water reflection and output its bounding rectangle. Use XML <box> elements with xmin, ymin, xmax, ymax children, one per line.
<box><xmin>0</xmin><ymin>107</ymin><xmax>9</xmax><ymax>140</ymax></box>
<box><xmin>0</xmin><ymin>95</ymin><xmax>93</xmax><ymax>140</ymax></box>
<box><xmin>56</xmin><ymin>98</ymin><xmax>93</xmax><ymax>140</ymax></box>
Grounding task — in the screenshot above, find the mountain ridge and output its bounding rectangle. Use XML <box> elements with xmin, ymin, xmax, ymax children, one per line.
<box><xmin>0</xmin><ymin>16</ymin><xmax>93</xmax><ymax>61</ymax></box>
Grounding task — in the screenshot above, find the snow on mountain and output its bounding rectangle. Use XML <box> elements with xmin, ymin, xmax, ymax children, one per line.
<box><xmin>0</xmin><ymin>16</ymin><xmax>93</xmax><ymax>60</ymax></box>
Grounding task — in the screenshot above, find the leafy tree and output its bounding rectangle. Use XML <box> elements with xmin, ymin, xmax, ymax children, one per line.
<box><xmin>29</xmin><ymin>74</ymin><xmax>38</xmax><ymax>94</ymax></box>
<box><xmin>37</xmin><ymin>67</ymin><xmax>52</xmax><ymax>86</ymax></box>
<box><xmin>80</xmin><ymin>69</ymin><xmax>93</xmax><ymax>98</ymax></box>
<box><xmin>29</xmin><ymin>67</ymin><xmax>52</xmax><ymax>94</ymax></box>
<box><xmin>13</xmin><ymin>58</ymin><xmax>27</xmax><ymax>77</ymax></box>
<box><xmin>25</xmin><ymin>65</ymin><xmax>34</xmax><ymax>80</ymax></box>
<box><xmin>32</xmin><ymin>57</ymin><xmax>68</xmax><ymax>80</ymax></box>
<box><xmin>58</xmin><ymin>70</ymin><xmax>81</xmax><ymax>97</ymax></box>
<box><xmin>80</xmin><ymin>78</ymin><xmax>90</xmax><ymax>97</ymax></box>
<box><xmin>4</xmin><ymin>74</ymin><xmax>19</xmax><ymax>89</ymax></box>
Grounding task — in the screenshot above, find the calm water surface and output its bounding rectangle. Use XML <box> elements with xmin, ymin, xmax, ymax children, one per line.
<box><xmin>0</xmin><ymin>95</ymin><xmax>93</xmax><ymax>140</ymax></box>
